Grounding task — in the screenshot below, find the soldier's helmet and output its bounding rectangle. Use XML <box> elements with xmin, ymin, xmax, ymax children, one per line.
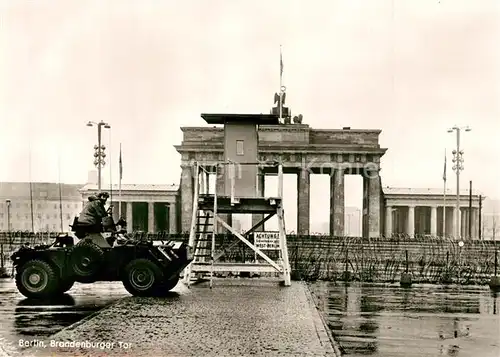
<box><xmin>97</xmin><ymin>192</ymin><xmax>110</xmax><ymax>200</ymax></box>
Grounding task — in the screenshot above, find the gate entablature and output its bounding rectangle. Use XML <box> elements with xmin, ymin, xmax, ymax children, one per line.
<box><xmin>178</xmin><ymin>125</ymin><xmax>384</xmax><ymax>148</ymax></box>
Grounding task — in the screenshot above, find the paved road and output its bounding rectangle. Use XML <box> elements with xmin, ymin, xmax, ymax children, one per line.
<box><xmin>23</xmin><ymin>279</ymin><xmax>338</xmax><ymax>357</ymax></box>
<box><xmin>0</xmin><ymin>279</ymin><xmax>128</xmax><ymax>356</ymax></box>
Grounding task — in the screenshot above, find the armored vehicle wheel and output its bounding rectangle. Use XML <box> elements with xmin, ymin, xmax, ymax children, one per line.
<box><xmin>122</xmin><ymin>258</ymin><xmax>163</xmax><ymax>297</ymax></box>
<box><xmin>153</xmin><ymin>275</ymin><xmax>180</xmax><ymax>296</ymax></box>
<box><xmin>15</xmin><ymin>260</ymin><xmax>61</xmax><ymax>299</ymax></box>
<box><xmin>69</xmin><ymin>238</ymin><xmax>104</xmax><ymax>283</ymax></box>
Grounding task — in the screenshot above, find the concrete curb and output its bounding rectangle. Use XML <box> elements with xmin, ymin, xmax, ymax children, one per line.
<box><xmin>51</xmin><ymin>296</ymin><xmax>130</xmax><ymax>336</ymax></box>
<box><xmin>303</xmin><ymin>282</ymin><xmax>343</xmax><ymax>357</ymax></box>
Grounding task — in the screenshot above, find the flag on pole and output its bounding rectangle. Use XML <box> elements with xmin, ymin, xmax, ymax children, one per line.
<box><xmin>443</xmin><ymin>150</ymin><xmax>447</xmax><ymax>182</ymax></box>
<box><xmin>280</xmin><ymin>48</ymin><xmax>283</xmax><ymax>77</ymax></box>
<box><xmin>119</xmin><ymin>144</ymin><xmax>123</xmax><ymax>180</ymax></box>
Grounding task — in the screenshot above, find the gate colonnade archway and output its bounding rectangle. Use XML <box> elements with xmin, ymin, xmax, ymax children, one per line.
<box><xmin>175</xmin><ymin>124</ymin><xmax>387</xmax><ymax>238</ymax></box>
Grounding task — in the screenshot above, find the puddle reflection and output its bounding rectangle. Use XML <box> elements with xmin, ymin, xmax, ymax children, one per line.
<box><xmin>0</xmin><ymin>280</ymin><xmax>127</xmax><ymax>352</ymax></box>
<box><xmin>312</xmin><ymin>282</ymin><xmax>500</xmax><ymax>357</ymax></box>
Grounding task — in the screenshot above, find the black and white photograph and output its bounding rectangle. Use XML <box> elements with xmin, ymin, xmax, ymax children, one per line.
<box><xmin>0</xmin><ymin>1</ymin><xmax>499</xmax><ymax>356</ymax></box>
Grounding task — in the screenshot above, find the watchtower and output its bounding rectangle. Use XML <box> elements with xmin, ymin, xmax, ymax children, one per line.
<box><xmin>183</xmin><ymin>113</ymin><xmax>291</xmax><ymax>287</ymax></box>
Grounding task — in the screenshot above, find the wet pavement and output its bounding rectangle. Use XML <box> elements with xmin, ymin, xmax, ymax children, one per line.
<box><xmin>23</xmin><ymin>279</ymin><xmax>338</xmax><ymax>357</ymax></box>
<box><xmin>0</xmin><ymin>278</ymin><xmax>128</xmax><ymax>356</ymax></box>
<box><xmin>309</xmin><ymin>282</ymin><xmax>500</xmax><ymax>357</ymax></box>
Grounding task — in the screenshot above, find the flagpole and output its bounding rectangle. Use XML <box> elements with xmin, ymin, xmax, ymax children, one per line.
<box><xmin>109</xmin><ymin>130</ymin><xmax>113</xmax><ymax>207</ymax></box>
<box><xmin>443</xmin><ymin>149</ymin><xmax>447</xmax><ymax>238</ymax></box>
<box><xmin>28</xmin><ymin>142</ymin><xmax>35</xmax><ymax>233</ymax></box>
<box><xmin>119</xmin><ymin>143</ymin><xmax>122</xmax><ymax>218</ymax></box>
<box><xmin>279</xmin><ymin>45</ymin><xmax>283</xmax><ymax>120</ymax></box>
<box><xmin>58</xmin><ymin>152</ymin><xmax>64</xmax><ymax>232</ymax></box>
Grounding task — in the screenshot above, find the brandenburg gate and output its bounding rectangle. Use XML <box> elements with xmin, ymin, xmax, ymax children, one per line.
<box><xmin>175</xmin><ymin>122</ymin><xmax>387</xmax><ymax>237</ymax></box>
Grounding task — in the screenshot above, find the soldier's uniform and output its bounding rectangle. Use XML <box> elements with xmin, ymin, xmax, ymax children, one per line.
<box><xmin>78</xmin><ymin>192</ymin><xmax>109</xmax><ymax>233</ymax></box>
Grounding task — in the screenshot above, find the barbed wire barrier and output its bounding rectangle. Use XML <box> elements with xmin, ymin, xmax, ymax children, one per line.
<box><xmin>0</xmin><ymin>231</ymin><xmax>498</xmax><ymax>284</ymax></box>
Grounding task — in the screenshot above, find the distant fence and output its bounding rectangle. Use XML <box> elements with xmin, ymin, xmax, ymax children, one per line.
<box><xmin>0</xmin><ymin>231</ymin><xmax>499</xmax><ymax>284</ymax></box>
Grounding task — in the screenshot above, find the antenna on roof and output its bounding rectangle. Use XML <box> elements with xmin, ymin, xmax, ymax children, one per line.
<box><xmin>58</xmin><ymin>151</ymin><xmax>64</xmax><ymax>233</ymax></box>
<box><xmin>28</xmin><ymin>141</ymin><xmax>35</xmax><ymax>233</ymax></box>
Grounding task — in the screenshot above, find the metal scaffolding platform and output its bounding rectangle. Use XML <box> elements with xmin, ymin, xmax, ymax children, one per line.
<box><xmin>182</xmin><ymin>161</ymin><xmax>291</xmax><ymax>288</ymax></box>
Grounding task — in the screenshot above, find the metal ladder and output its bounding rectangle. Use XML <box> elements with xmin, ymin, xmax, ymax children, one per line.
<box><xmin>183</xmin><ymin>163</ymin><xmax>218</xmax><ymax>287</ymax></box>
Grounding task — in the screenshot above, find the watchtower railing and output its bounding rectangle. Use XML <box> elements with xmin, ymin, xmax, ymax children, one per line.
<box><xmin>195</xmin><ymin>160</ymin><xmax>284</xmax><ymax>202</ymax></box>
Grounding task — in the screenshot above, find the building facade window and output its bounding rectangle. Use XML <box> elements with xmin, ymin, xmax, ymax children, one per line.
<box><xmin>236</xmin><ymin>140</ymin><xmax>244</xmax><ymax>155</ymax></box>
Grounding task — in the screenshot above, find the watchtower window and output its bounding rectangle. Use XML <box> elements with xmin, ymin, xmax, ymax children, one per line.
<box><xmin>236</xmin><ymin>140</ymin><xmax>244</xmax><ymax>155</ymax></box>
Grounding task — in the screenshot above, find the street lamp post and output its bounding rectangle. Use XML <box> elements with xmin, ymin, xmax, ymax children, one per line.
<box><xmin>448</xmin><ymin>126</ymin><xmax>471</xmax><ymax>239</ymax></box>
<box><xmin>87</xmin><ymin>121</ymin><xmax>111</xmax><ymax>191</ymax></box>
<box><xmin>6</xmin><ymin>199</ymin><xmax>11</xmax><ymax>254</ymax></box>
<box><xmin>6</xmin><ymin>199</ymin><xmax>11</xmax><ymax>239</ymax></box>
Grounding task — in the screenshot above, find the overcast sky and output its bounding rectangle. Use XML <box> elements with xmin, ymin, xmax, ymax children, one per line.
<box><xmin>1</xmin><ymin>0</ymin><xmax>499</xmax><ymax>227</ymax></box>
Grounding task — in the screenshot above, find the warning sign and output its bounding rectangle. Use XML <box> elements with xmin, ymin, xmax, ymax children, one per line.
<box><xmin>254</xmin><ymin>231</ymin><xmax>280</xmax><ymax>250</ymax></box>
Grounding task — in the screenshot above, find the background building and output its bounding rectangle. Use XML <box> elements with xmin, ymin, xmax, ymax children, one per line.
<box><xmin>481</xmin><ymin>199</ymin><xmax>500</xmax><ymax>241</ymax></box>
<box><xmin>79</xmin><ymin>183</ymin><xmax>179</xmax><ymax>233</ymax></box>
<box><xmin>1</xmin><ymin>173</ymin><xmax>498</xmax><ymax>239</ymax></box>
<box><xmin>0</xmin><ymin>182</ymin><xmax>83</xmax><ymax>232</ymax></box>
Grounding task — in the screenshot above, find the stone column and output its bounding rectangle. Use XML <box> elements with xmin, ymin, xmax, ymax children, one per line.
<box><xmin>430</xmin><ymin>206</ymin><xmax>437</xmax><ymax>236</ymax></box>
<box><xmin>440</xmin><ymin>207</ymin><xmax>446</xmax><ymax>237</ymax></box>
<box><xmin>453</xmin><ymin>206</ymin><xmax>460</xmax><ymax>238</ymax></box>
<box><xmin>126</xmin><ymin>202</ymin><xmax>133</xmax><ymax>233</ymax></box>
<box><xmin>367</xmin><ymin>170</ymin><xmax>381</xmax><ymax>238</ymax></box>
<box><xmin>472</xmin><ymin>208</ymin><xmax>478</xmax><ymax>239</ymax></box>
<box><xmin>148</xmin><ymin>202</ymin><xmax>155</xmax><ymax>233</ymax></box>
<box><xmin>329</xmin><ymin>169</ymin><xmax>345</xmax><ymax>236</ymax></box>
<box><xmin>180</xmin><ymin>163</ymin><xmax>194</xmax><ymax>233</ymax></box>
<box><xmin>252</xmin><ymin>171</ymin><xmax>265</xmax><ymax>231</ymax></box>
<box><xmin>446</xmin><ymin>207</ymin><xmax>454</xmax><ymax>238</ymax></box>
<box><xmin>169</xmin><ymin>203</ymin><xmax>177</xmax><ymax>234</ymax></box>
<box><xmin>297</xmin><ymin>169</ymin><xmax>310</xmax><ymax>235</ymax></box>
<box><xmin>461</xmin><ymin>208</ymin><xmax>467</xmax><ymax>239</ymax></box>
<box><xmin>407</xmin><ymin>205</ymin><xmax>415</xmax><ymax>238</ymax></box>
<box><xmin>385</xmin><ymin>205</ymin><xmax>393</xmax><ymax>238</ymax></box>
<box><xmin>465</xmin><ymin>208</ymin><xmax>470</xmax><ymax>239</ymax></box>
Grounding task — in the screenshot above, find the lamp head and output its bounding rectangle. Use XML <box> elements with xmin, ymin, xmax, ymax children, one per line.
<box><xmin>447</xmin><ymin>128</ymin><xmax>454</xmax><ymax>133</ymax></box>
<box><xmin>465</xmin><ymin>126</ymin><xmax>471</xmax><ymax>132</ymax></box>
<box><xmin>6</xmin><ymin>199</ymin><xmax>10</xmax><ymax>204</ymax></box>
<box><xmin>104</xmin><ymin>124</ymin><xmax>111</xmax><ymax>129</ymax></box>
<box><xmin>86</xmin><ymin>121</ymin><xmax>93</xmax><ymax>127</ymax></box>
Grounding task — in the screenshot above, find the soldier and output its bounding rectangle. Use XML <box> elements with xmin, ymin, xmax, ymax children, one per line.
<box><xmin>78</xmin><ymin>192</ymin><xmax>110</xmax><ymax>234</ymax></box>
